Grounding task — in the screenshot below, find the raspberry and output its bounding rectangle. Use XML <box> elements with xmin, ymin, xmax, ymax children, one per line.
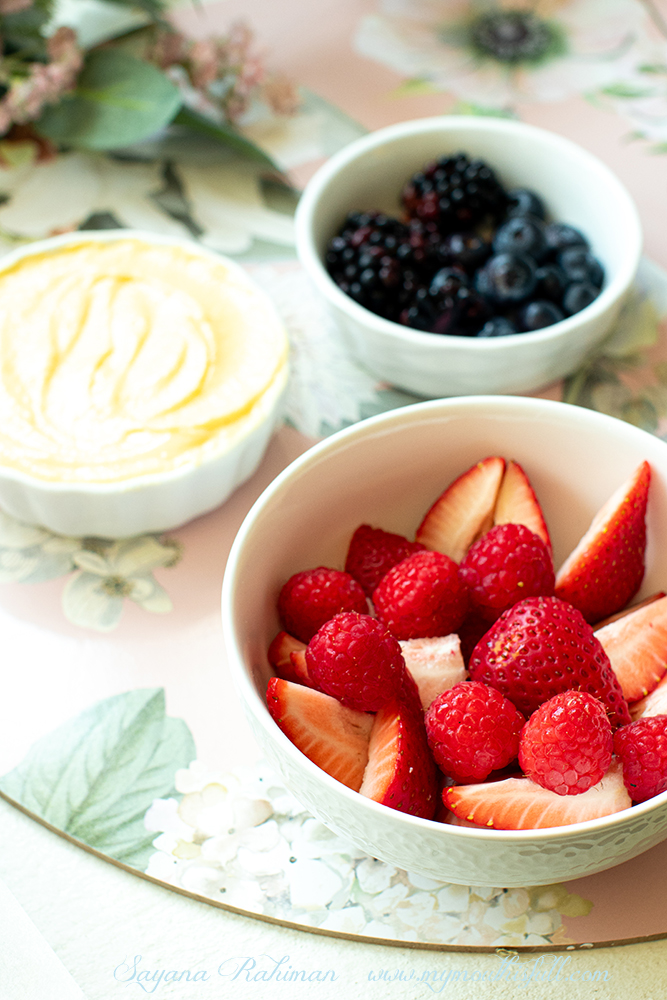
<box><xmin>425</xmin><ymin>681</ymin><xmax>525</xmax><ymax>783</ymax></box>
<box><xmin>459</xmin><ymin>522</ymin><xmax>555</xmax><ymax>623</ymax></box>
<box><xmin>277</xmin><ymin>566</ymin><xmax>367</xmax><ymax>643</ymax></box>
<box><xmin>469</xmin><ymin>596</ymin><xmax>631</xmax><ymax>728</ymax></box>
<box><xmin>305</xmin><ymin>612</ymin><xmax>406</xmax><ymax>712</ymax></box>
<box><xmin>345</xmin><ymin>524</ymin><xmax>425</xmax><ymax>596</ymax></box>
<box><xmin>373</xmin><ymin>549</ymin><xmax>469</xmax><ymax>641</ymax></box>
<box><xmin>614</xmin><ymin>716</ymin><xmax>667</xmax><ymax>803</ymax></box>
<box><xmin>519</xmin><ymin>691</ymin><xmax>612</xmax><ymax>795</ymax></box>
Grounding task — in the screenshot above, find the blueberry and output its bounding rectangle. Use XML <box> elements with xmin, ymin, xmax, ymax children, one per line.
<box><xmin>563</xmin><ymin>281</ymin><xmax>600</xmax><ymax>315</ymax></box>
<box><xmin>437</xmin><ymin>231</ymin><xmax>491</xmax><ymax>273</ymax></box>
<box><xmin>558</xmin><ymin>247</ymin><xmax>604</xmax><ymax>288</ymax></box>
<box><xmin>534</xmin><ymin>263</ymin><xmax>566</xmax><ymax>302</ymax></box>
<box><xmin>492</xmin><ymin>215</ymin><xmax>548</xmax><ymax>262</ymax></box>
<box><xmin>429</xmin><ymin>266</ymin><xmax>469</xmax><ymax>297</ymax></box>
<box><xmin>544</xmin><ymin>222</ymin><xmax>588</xmax><ymax>256</ymax></box>
<box><xmin>519</xmin><ymin>300</ymin><xmax>565</xmax><ymax>331</ymax></box>
<box><xmin>477</xmin><ymin>316</ymin><xmax>518</xmax><ymax>338</ymax></box>
<box><xmin>475</xmin><ymin>253</ymin><xmax>537</xmax><ymax>304</ymax></box>
<box><xmin>506</xmin><ymin>188</ymin><xmax>546</xmax><ymax>220</ymax></box>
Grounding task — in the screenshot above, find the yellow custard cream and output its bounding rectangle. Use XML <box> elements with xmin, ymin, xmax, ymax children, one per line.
<box><xmin>0</xmin><ymin>238</ymin><xmax>288</xmax><ymax>483</ymax></box>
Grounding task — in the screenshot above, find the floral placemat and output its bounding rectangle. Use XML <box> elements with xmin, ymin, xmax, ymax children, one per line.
<box><xmin>3</xmin><ymin>0</ymin><xmax>667</xmax><ymax>954</ymax></box>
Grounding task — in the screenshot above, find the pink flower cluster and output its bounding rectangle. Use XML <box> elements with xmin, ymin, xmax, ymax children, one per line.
<box><xmin>150</xmin><ymin>20</ymin><xmax>299</xmax><ymax>123</ymax></box>
<box><xmin>0</xmin><ymin>27</ymin><xmax>82</xmax><ymax>135</ymax></box>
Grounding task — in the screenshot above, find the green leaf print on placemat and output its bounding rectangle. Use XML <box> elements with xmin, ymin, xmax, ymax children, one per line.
<box><xmin>0</xmin><ymin>688</ymin><xmax>195</xmax><ymax>869</ymax></box>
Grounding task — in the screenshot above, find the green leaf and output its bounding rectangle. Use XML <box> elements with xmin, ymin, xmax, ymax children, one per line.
<box><xmin>103</xmin><ymin>0</ymin><xmax>168</xmax><ymax>21</ymax></box>
<box><xmin>390</xmin><ymin>77</ymin><xmax>439</xmax><ymax>97</ymax></box>
<box><xmin>35</xmin><ymin>48</ymin><xmax>182</xmax><ymax>151</ymax></box>
<box><xmin>0</xmin><ymin>688</ymin><xmax>195</xmax><ymax>869</ymax></box>
<box><xmin>449</xmin><ymin>101</ymin><xmax>517</xmax><ymax>119</ymax></box>
<box><xmin>600</xmin><ymin>83</ymin><xmax>654</xmax><ymax>99</ymax></box>
<box><xmin>172</xmin><ymin>105</ymin><xmax>280</xmax><ymax>170</ymax></box>
<box><xmin>2</xmin><ymin>0</ymin><xmax>52</xmax><ymax>58</ymax></box>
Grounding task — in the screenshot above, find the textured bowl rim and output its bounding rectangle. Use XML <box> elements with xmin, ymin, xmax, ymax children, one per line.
<box><xmin>295</xmin><ymin>115</ymin><xmax>643</xmax><ymax>351</ymax></box>
<box><xmin>222</xmin><ymin>394</ymin><xmax>667</xmax><ymax>845</ymax></box>
<box><xmin>0</xmin><ymin>229</ymin><xmax>289</xmax><ymax>496</ymax></box>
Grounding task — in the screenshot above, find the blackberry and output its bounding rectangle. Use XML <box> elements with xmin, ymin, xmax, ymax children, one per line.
<box><xmin>401</xmin><ymin>153</ymin><xmax>508</xmax><ymax>233</ymax></box>
<box><xmin>325</xmin><ymin>211</ymin><xmax>414</xmax><ymax>321</ymax></box>
<box><xmin>399</xmin><ymin>268</ymin><xmax>490</xmax><ymax>336</ymax></box>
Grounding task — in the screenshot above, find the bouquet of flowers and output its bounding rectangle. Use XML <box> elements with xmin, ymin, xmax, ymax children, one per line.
<box><xmin>0</xmin><ymin>0</ymin><xmax>298</xmax><ymax>165</ymax></box>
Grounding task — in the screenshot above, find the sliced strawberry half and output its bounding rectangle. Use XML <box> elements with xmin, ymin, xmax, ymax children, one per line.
<box><xmin>267</xmin><ymin>631</ymin><xmax>314</xmax><ymax>688</ymax></box>
<box><xmin>416</xmin><ymin>456</ymin><xmax>505</xmax><ymax>563</ymax></box>
<box><xmin>399</xmin><ymin>634</ymin><xmax>467</xmax><ymax>710</ymax></box>
<box><xmin>554</xmin><ymin>461</ymin><xmax>651</xmax><ymax>623</ymax></box>
<box><xmin>630</xmin><ymin>673</ymin><xmax>667</xmax><ymax>720</ymax></box>
<box><xmin>266</xmin><ymin>677</ymin><xmax>373</xmax><ymax>791</ymax></box>
<box><xmin>493</xmin><ymin>459</ymin><xmax>551</xmax><ymax>553</ymax></box>
<box><xmin>359</xmin><ymin>698</ymin><xmax>438</xmax><ymax>819</ymax></box>
<box><xmin>443</xmin><ymin>759</ymin><xmax>631</xmax><ymax>830</ymax></box>
<box><xmin>593</xmin><ymin>591</ymin><xmax>666</xmax><ymax>630</ymax></box>
<box><xmin>595</xmin><ymin>593</ymin><xmax>667</xmax><ymax>702</ymax></box>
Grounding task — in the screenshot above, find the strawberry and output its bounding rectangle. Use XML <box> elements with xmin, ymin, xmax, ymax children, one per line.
<box><xmin>267</xmin><ymin>631</ymin><xmax>313</xmax><ymax>687</ymax></box>
<box><xmin>630</xmin><ymin>673</ymin><xmax>667</xmax><ymax>720</ymax></box>
<box><xmin>345</xmin><ymin>524</ymin><xmax>425</xmax><ymax>596</ymax></box>
<box><xmin>595</xmin><ymin>593</ymin><xmax>667</xmax><ymax>702</ymax></box>
<box><xmin>416</xmin><ymin>456</ymin><xmax>505</xmax><ymax>563</ymax></box>
<box><xmin>554</xmin><ymin>460</ymin><xmax>651</xmax><ymax>623</ymax></box>
<box><xmin>493</xmin><ymin>459</ymin><xmax>552</xmax><ymax>552</ymax></box>
<box><xmin>266</xmin><ymin>677</ymin><xmax>373</xmax><ymax>791</ymax></box>
<box><xmin>468</xmin><ymin>596</ymin><xmax>631</xmax><ymax>727</ymax></box>
<box><xmin>399</xmin><ymin>633</ymin><xmax>467</xmax><ymax>709</ymax></box>
<box><xmin>359</xmin><ymin>697</ymin><xmax>438</xmax><ymax>819</ymax></box>
<box><xmin>443</xmin><ymin>759</ymin><xmax>631</xmax><ymax>829</ymax></box>
<box><xmin>593</xmin><ymin>591</ymin><xmax>665</xmax><ymax>630</ymax></box>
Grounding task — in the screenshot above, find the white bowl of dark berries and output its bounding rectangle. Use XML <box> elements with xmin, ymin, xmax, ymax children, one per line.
<box><xmin>223</xmin><ymin>394</ymin><xmax>667</xmax><ymax>887</ymax></box>
<box><xmin>295</xmin><ymin>116</ymin><xmax>642</xmax><ymax>398</ymax></box>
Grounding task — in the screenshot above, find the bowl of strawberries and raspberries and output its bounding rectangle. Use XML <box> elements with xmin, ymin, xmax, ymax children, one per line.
<box><xmin>295</xmin><ymin>116</ymin><xmax>641</xmax><ymax>398</ymax></box>
<box><xmin>222</xmin><ymin>395</ymin><xmax>667</xmax><ymax>887</ymax></box>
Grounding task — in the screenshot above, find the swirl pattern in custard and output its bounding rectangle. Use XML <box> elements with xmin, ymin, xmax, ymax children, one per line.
<box><xmin>0</xmin><ymin>239</ymin><xmax>288</xmax><ymax>482</ymax></box>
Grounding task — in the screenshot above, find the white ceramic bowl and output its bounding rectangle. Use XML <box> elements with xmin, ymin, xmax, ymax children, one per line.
<box><xmin>295</xmin><ymin>116</ymin><xmax>642</xmax><ymax>398</ymax></box>
<box><xmin>0</xmin><ymin>231</ymin><xmax>288</xmax><ymax>538</ymax></box>
<box><xmin>223</xmin><ymin>396</ymin><xmax>667</xmax><ymax>887</ymax></box>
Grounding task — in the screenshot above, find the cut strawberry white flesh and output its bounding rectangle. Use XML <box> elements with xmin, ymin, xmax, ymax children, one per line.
<box><xmin>630</xmin><ymin>673</ymin><xmax>667</xmax><ymax>720</ymax></box>
<box><xmin>266</xmin><ymin>677</ymin><xmax>373</xmax><ymax>791</ymax></box>
<box><xmin>416</xmin><ymin>456</ymin><xmax>505</xmax><ymax>563</ymax></box>
<box><xmin>555</xmin><ymin>461</ymin><xmax>651</xmax><ymax>623</ymax></box>
<box><xmin>493</xmin><ymin>459</ymin><xmax>551</xmax><ymax>553</ymax></box>
<box><xmin>399</xmin><ymin>634</ymin><xmax>467</xmax><ymax>710</ymax></box>
<box><xmin>267</xmin><ymin>631</ymin><xmax>314</xmax><ymax>688</ymax></box>
<box><xmin>359</xmin><ymin>698</ymin><xmax>438</xmax><ymax>819</ymax></box>
<box><xmin>595</xmin><ymin>593</ymin><xmax>667</xmax><ymax>702</ymax></box>
<box><xmin>443</xmin><ymin>759</ymin><xmax>631</xmax><ymax>830</ymax></box>
<box><xmin>593</xmin><ymin>591</ymin><xmax>666</xmax><ymax>630</ymax></box>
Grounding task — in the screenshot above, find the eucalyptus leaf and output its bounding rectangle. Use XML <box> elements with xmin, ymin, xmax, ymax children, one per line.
<box><xmin>172</xmin><ymin>106</ymin><xmax>279</xmax><ymax>171</ymax></box>
<box><xmin>36</xmin><ymin>48</ymin><xmax>182</xmax><ymax>151</ymax></box>
<box><xmin>0</xmin><ymin>688</ymin><xmax>195</xmax><ymax>869</ymax></box>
